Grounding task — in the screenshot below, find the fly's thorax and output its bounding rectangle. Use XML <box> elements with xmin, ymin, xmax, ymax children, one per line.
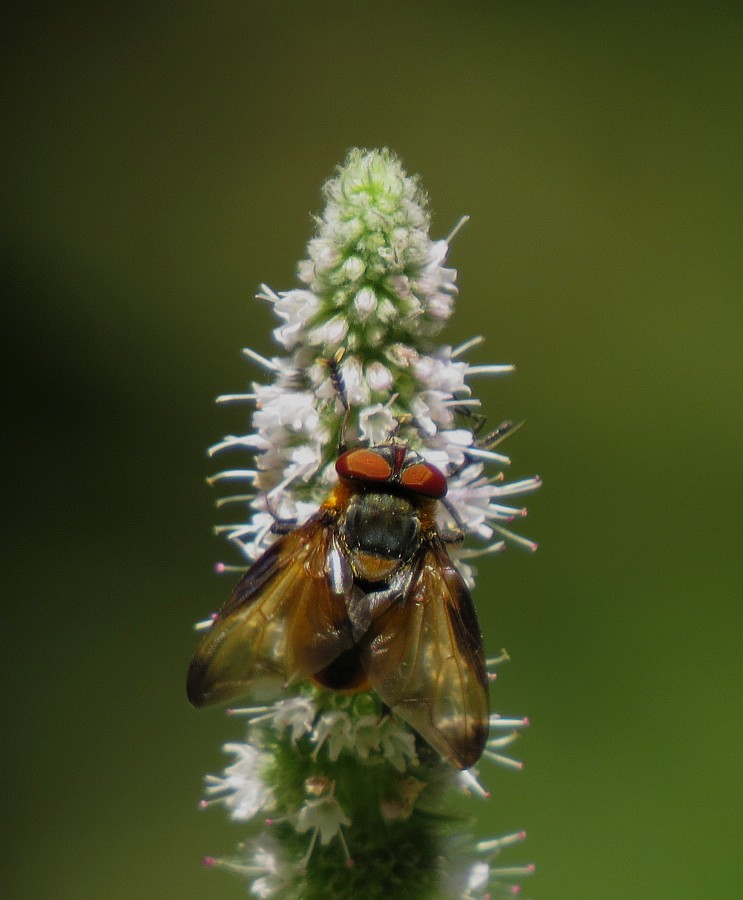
<box><xmin>339</xmin><ymin>491</ymin><xmax>422</xmax><ymax>582</ymax></box>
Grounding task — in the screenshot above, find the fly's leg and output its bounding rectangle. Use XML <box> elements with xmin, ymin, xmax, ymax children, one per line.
<box><xmin>439</xmin><ymin>498</ymin><xmax>466</xmax><ymax>544</ymax></box>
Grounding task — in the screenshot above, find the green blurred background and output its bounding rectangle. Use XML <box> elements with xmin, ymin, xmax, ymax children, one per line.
<box><xmin>3</xmin><ymin>3</ymin><xmax>742</xmax><ymax>898</ymax></box>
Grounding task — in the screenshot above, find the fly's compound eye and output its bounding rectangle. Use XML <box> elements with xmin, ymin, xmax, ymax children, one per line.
<box><xmin>337</xmin><ymin>445</ymin><xmax>449</xmax><ymax>499</ymax></box>
<box><xmin>400</xmin><ymin>461</ymin><xmax>448</xmax><ymax>499</ymax></box>
<box><xmin>336</xmin><ymin>448</ymin><xmax>393</xmax><ymax>485</ymax></box>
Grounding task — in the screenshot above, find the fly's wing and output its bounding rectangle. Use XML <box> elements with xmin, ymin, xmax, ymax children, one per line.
<box><xmin>360</xmin><ymin>538</ymin><xmax>489</xmax><ymax>769</ymax></box>
<box><xmin>187</xmin><ymin>511</ymin><xmax>354</xmax><ymax>707</ymax></box>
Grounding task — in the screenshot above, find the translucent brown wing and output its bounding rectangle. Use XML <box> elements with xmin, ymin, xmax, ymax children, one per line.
<box><xmin>187</xmin><ymin>511</ymin><xmax>354</xmax><ymax>707</ymax></box>
<box><xmin>360</xmin><ymin>538</ymin><xmax>489</xmax><ymax>769</ymax></box>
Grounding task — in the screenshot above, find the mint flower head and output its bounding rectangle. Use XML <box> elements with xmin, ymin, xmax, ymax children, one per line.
<box><xmin>194</xmin><ymin>148</ymin><xmax>538</xmax><ymax>899</ymax></box>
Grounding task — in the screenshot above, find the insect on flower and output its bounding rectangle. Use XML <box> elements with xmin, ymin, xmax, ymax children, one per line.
<box><xmin>187</xmin><ymin>432</ymin><xmax>490</xmax><ymax>770</ymax></box>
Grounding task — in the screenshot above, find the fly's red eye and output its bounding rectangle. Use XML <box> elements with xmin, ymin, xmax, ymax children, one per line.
<box><xmin>400</xmin><ymin>462</ymin><xmax>448</xmax><ymax>499</ymax></box>
<box><xmin>336</xmin><ymin>448</ymin><xmax>393</xmax><ymax>484</ymax></box>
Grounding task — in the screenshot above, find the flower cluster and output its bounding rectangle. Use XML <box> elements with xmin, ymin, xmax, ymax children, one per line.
<box><xmin>200</xmin><ymin>687</ymin><xmax>533</xmax><ymax>899</ymax></box>
<box><xmin>196</xmin><ymin>148</ymin><xmax>537</xmax><ymax>899</ymax></box>
<box><xmin>209</xmin><ymin>148</ymin><xmax>539</xmax><ymax>571</ymax></box>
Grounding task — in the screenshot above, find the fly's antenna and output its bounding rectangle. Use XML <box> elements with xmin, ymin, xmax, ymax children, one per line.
<box><xmin>322</xmin><ymin>348</ymin><xmax>350</xmax><ymax>453</ymax></box>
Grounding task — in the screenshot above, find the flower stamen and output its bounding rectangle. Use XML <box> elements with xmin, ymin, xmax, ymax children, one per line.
<box><xmin>241</xmin><ymin>347</ymin><xmax>282</xmax><ymax>372</ymax></box>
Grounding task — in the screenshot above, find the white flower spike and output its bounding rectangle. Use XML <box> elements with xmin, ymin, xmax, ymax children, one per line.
<box><xmin>193</xmin><ymin>149</ymin><xmax>538</xmax><ymax>899</ymax></box>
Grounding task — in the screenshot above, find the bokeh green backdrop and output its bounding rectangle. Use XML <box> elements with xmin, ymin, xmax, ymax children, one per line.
<box><xmin>3</xmin><ymin>3</ymin><xmax>742</xmax><ymax>898</ymax></box>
